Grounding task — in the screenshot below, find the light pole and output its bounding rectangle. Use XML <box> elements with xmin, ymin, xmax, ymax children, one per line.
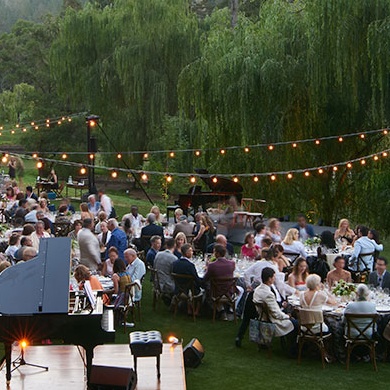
<box><xmin>86</xmin><ymin>115</ymin><xmax>99</xmax><ymax>194</ymax></box>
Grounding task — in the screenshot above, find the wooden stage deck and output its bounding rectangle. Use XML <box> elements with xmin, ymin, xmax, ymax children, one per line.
<box><xmin>0</xmin><ymin>343</ymin><xmax>186</xmax><ymax>389</ymax></box>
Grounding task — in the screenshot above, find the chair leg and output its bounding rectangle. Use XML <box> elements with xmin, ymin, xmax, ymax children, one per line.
<box><xmin>346</xmin><ymin>345</ymin><xmax>351</xmax><ymax>371</ymax></box>
<box><xmin>152</xmin><ymin>292</ymin><xmax>156</xmax><ymax>311</ymax></box>
<box><xmin>319</xmin><ymin>342</ymin><xmax>326</xmax><ymax>369</ymax></box>
<box><xmin>298</xmin><ymin>339</ymin><xmax>303</xmax><ymax>365</ymax></box>
<box><xmin>212</xmin><ymin>303</ymin><xmax>216</xmax><ymax>323</ymax></box>
<box><xmin>232</xmin><ymin>303</ymin><xmax>237</xmax><ymax>324</ymax></box>
<box><xmin>371</xmin><ymin>346</ymin><xmax>378</xmax><ymax>371</ymax></box>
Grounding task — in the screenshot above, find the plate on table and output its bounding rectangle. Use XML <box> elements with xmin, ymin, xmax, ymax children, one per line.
<box><xmin>376</xmin><ymin>305</ymin><xmax>390</xmax><ymax>312</ymax></box>
<box><xmin>322</xmin><ymin>305</ymin><xmax>334</xmax><ymax>312</ymax></box>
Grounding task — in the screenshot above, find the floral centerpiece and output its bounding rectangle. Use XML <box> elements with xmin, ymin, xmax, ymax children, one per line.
<box><xmin>304</xmin><ymin>237</ymin><xmax>321</xmax><ymax>246</ymax></box>
<box><xmin>332</xmin><ymin>279</ymin><xmax>356</xmax><ymax>297</ymax></box>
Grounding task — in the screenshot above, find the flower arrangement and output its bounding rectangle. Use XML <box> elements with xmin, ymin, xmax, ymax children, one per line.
<box><xmin>304</xmin><ymin>236</ymin><xmax>321</xmax><ymax>246</ymax></box>
<box><xmin>332</xmin><ymin>279</ymin><xmax>356</xmax><ymax>297</ymax></box>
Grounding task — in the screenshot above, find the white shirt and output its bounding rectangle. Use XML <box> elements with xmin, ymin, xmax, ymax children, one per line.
<box><xmin>100</xmin><ymin>194</ymin><xmax>112</xmax><ymax>217</ymax></box>
<box><xmin>281</xmin><ymin>241</ymin><xmax>307</xmax><ymax>259</ymax></box>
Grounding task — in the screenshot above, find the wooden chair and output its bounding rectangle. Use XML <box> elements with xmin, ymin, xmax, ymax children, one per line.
<box><xmin>351</xmin><ymin>252</ymin><xmax>376</xmax><ymax>283</ymax></box>
<box><xmin>53</xmin><ymin>182</ymin><xmax>65</xmax><ymax>198</ymax></box>
<box><xmin>171</xmin><ymin>273</ymin><xmax>203</xmax><ymax>322</ymax></box>
<box><xmin>344</xmin><ymin>313</ymin><xmax>379</xmax><ymax>371</ymax></box>
<box><xmin>120</xmin><ymin>282</ymin><xmax>142</xmax><ymax>333</ymax></box>
<box><xmin>140</xmin><ymin>235</ymin><xmax>152</xmax><ymax>252</ymax></box>
<box><xmin>297</xmin><ymin>308</ymin><xmax>332</xmax><ymax>368</ymax></box>
<box><xmin>210</xmin><ymin>277</ymin><xmax>238</xmax><ymax>323</ymax></box>
<box><xmin>254</xmin><ymin>302</ymin><xmax>276</xmax><ymax>358</ymax></box>
<box><xmin>283</xmin><ymin>251</ymin><xmax>301</xmax><ymax>264</ymax></box>
<box><xmin>149</xmin><ymin>267</ymin><xmax>162</xmax><ymax>310</ymax></box>
<box><xmin>185</xmin><ymin>235</ymin><xmax>195</xmax><ymax>244</ymax></box>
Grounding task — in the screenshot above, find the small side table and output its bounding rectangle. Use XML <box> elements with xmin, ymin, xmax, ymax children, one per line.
<box><xmin>129</xmin><ymin>331</ymin><xmax>163</xmax><ymax>380</ymax></box>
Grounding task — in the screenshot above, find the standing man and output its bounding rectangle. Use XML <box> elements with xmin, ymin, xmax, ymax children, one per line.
<box><xmin>78</xmin><ymin>218</ymin><xmax>101</xmax><ymax>272</ymax></box>
<box><xmin>98</xmin><ymin>190</ymin><xmax>113</xmax><ymax>218</ymax></box>
<box><xmin>368</xmin><ymin>257</ymin><xmax>390</xmax><ymax>289</ymax></box>
<box><xmin>106</xmin><ymin>218</ymin><xmax>127</xmax><ymax>261</ymax></box>
<box><xmin>293</xmin><ymin>214</ymin><xmax>315</xmax><ymax>241</ymax></box>
<box><xmin>146</xmin><ymin>235</ymin><xmax>162</xmax><ymax>267</ymax></box>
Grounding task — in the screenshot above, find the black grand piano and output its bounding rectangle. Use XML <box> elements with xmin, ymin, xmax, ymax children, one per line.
<box><xmin>177</xmin><ymin>169</ymin><xmax>243</xmax><ymax>214</ymax></box>
<box><xmin>0</xmin><ymin>237</ymin><xmax>115</xmax><ymax>385</ymax></box>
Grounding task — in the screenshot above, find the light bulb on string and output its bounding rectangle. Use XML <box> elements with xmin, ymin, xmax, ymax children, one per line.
<box><xmin>68</xmin><ymin>118</ymin><xmax>72</xmax><ymax>122</ymax></box>
<box><xmin>143</xmin><ymin>153</ymin><xmax>149</xmax><ymax>160</ymax></box>
<box><xmin>195</xmin><ymin>150</ymin><xmax>201</xmax><ymax>157</ymax></box>
<box><xmin>57</xmin><ymin>121</ymin><xmax>62</xmax><ymax>125</ymax></box>
<box><xmin>141</xmin><ymin>173</ymin><xmax>148</xmax><ymax>181</ymax></box>
<box><xmin>165</xmin><ymin>174</ymin><xmax>172</xmax><ymax>183</ymax></box>
<box><xmin>35</xmin><ymin>126</ymin><xmax>39</xmax><ymax>130</ymax></box>
<box><xmin>253</xmin><ymin>176</ymin><xmax>259</xmax><ymax>183</ymax></box>
<box><xmin>270</xmin><ymin>174</ymin><xmax>276</xmax><ymax>181</ymax></box>
<box><xmin>220</xmin><ymin>149</ymin><xmax>226</xmax><ymax>155</ymax></box>
<box><xmin>11</xmin><ymin>130</ymin><xmax>15</xmax><ymax>134</ymax></box>
<box><xmin>292</xmin><ymin>143</ymin><xmax>297</xmax><ymax>148</ymax></box>
<box><xmin>32</xmin><ymin>153</ymin><xmax>38</xmax><ymax>159</ymax></box>
<box><xmin>304</xmin><ymin>171</ymin><xmax>310</xmax><ymax>177</ymax></box>
<box><xmin>332</xmin><ymin>166</ymin><xmax>338</xmax><ymax>172</ymax></box>
<box><xmin>244</xmin><ymin>147</ymin><xmax>250</xmax><ymax>153</ymax></box>
<box><xmin>338</xmin><ymin>137</ymin><xmax>343</xmax><ymax>142</ymax></box>
<box><xmin>22</xmin><ymin>128</ymin><xmax>27</xmax><ymax>132</ymax></box>
<box><xmin>1</xmin><ymin>155</ymin><xmax>7</xmax><ymax>163</ymax></box>
<box><xmin>111</xmin><ymin>170</ymin><xmax>118</xmax><ymax>179</ymax></box>
<box><xmin>212</xmin><ymin>176</ymin><xmax>218</xmax><ymax>184</ymax></box>
<box><xmin>46</xmin><ymin>123</ymin><xmax>50</xmax><ymax>127</ymax></box>
<box><xmin>383</xmin><ymin>152</ymin><xmax>388</xmax><ymax>157</ymax></box>
<box><xmin>169</xmin><ymin>152</ymin><xmax>175</xmax><ymax>158</ymax></box>
<box><xmin>360</xmin><ymin>159</ymin><xmax>366</xmax><ymax>165</ymax></box>
<box><xmin>189</xmin><ymin>175</ymin><xmax>196</xmax><ymax>184</ymax></box>
<box><xmin>232</xmin><ymin>176</ymin><xmax>239</xmax><ymax>183</ymax></box>
<box><xmin>347</xmin><ymin>163</ymin><xmax>352</xmax><ymax>169</ymax></box>
<box><xmin>89</xmin><ymin>154</ymin><xmax>94</xmax><ymax>160</ymax></box>
<box><xmin>62</xmin><ymin>153</ymin><xmax>68</xmax><ymax>159</ymax></box>
<box><xmin>315</xmin><ymin>140</ymin><xmax>320</xmax><ymax>145</ymax></box>
<box><xmin>36</xmin><ymin>160</ymin><xmax>43</xmax><ymax>169</ymax></box>
<box><xmin>360</xmin><ymin>134</ymin><xmax>365</xmax><ymax>139</ymax></box>
<box><xmin>373</xmin><ymin>155</ymin><xmax>379</xmax><ymax>161</ymax></box>
<box><xmin>268</xmin><ymin>145</ymin><xmax>274</xmax><ymax>151</ymax></box>
<box><xmin>80</xmin><ymin>166</ymin><xmax>87</xmax><ymax>175</ymax></box>
<box><xmin>117</xmin><ymin>153</ymin><xmax>122</xmax><ymax>159</ymax></box>
<box><xmin>16</xmin><ymin>124</ymin><xmax>19</xmax><ymax>128</ymax></box>
<box><xmin>383</xmin><ymin>129</ymin><xmax>388</xmax><ymax>135</ymax></box>
<box><xmin>287</xmin><ymin>173</ymin><xmax>293</xmax><ymax>179</ymax></box>
<box><xmin>61</xmin><ymin>117</ymin><xmax>65</xmax><ymax>121</ymax></box>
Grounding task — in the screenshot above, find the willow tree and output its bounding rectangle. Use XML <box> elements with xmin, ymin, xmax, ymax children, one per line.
<box><xmin>51</xmin><ymin>0</ymin><xmax>200</xmax><ymax>169</ymax></box>
<box><xmin>179</xmin><ymin>0</ymin><xmax>390</xmax><ymax>228</ymax></box>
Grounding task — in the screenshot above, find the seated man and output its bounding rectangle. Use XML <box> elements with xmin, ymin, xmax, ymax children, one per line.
<box><xmin>206</xmin><ymin>234</ymin><xmax>234</xmax><ymax>257</ymax></box>
<box><xmin>173</xmin><ymin>215</ymin><xmax>195</xmax><ymax>237</ymax></box>
<box><xmin>154</xmin><ymin>238</ymin><xmax>177</xmax><ymax>298</ymax></box>
<box><xmin>172</xmin><ymin>244</ymin><xmax>203</xmax><ymax>297</ymax></box>
<box><xmin>140</xmin><ymin>213</ymin><xmax>164</xmax><ymax>251</ymax></box>
<box><xmin>368</xmin><ymin>256</ymin><xmax>390</xmax><ymax>289</ymax></box>
<box><xmin>124</xmin><ymin>248</ymin><xmax>146</xmax><ymax>301</ymax></box>
<box><xmin>293</xmin><ymin>214</ymin><xmax>315</xmax><ymax>241</ymax></box>
<box><xmin>349</xmin><ymin>225</ymin><xmax>383</xmax><ymax>272</ymax></box>
<box><xmin>146</xmin><ymin>235</ymin><xmax>162</xmax><ymax>268</ymax></box>
<box><xmin>253</xmin><ymin>267</ymin><xmax>297</xmax><ymax>338</ymax></box>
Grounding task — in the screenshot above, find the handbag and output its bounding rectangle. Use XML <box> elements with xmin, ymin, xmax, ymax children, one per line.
<box><xmin>249</xmin><ymin>306</ymin><xmax>276</xmax><ymax>345</ymax></box>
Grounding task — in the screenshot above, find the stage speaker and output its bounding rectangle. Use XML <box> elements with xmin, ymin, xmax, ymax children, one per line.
<box><xmin>183</xmin><ymin>338</ymin><xmax>204</xmax><ymax>368</ymax></box>
<box><xmin>89</xmin><ymin>365</ymin><xmax>137</xmax><ymax>390</ymax></box>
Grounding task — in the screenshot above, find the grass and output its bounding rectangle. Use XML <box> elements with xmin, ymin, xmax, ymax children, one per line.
<box><xmin>122</xmin><ymin>277</ymin><xmax>390</xmax><ymax>390</ymax></box>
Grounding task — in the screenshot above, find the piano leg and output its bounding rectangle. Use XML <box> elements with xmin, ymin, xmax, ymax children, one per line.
<box><xmin>5</xmin><ymin>343</ymin><xmax>11</xmax><ymax>385</ymax></box>
<box><xmin>85</xmin><ymin>346</ymin><xmax>94</xmax><ymax>386</ymax></box>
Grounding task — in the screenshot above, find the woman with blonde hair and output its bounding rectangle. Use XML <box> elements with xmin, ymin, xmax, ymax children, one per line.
<box><xmin>266</xmin><ymin>218</ymin><xmax>282</xmax><ymax>243</ymax></box>
<box><xmin>334</xmin><ymin>218</ymin><xmax>355</xmax><ymax>244</ymax></box>
<box><xmin>150</xmin><ymin>205</ymin><xmax>165</xmax><ymax>224</ymax></box>
<box><xmin>288</xmin><ymin>257</ymin><xmax>309</xmax><ymax>291</ymax></box>
<box><xmin>174</xmin><ymin>232</ymin><xmax>187</xmax><ymax>259</ymax></box>
<box><xmin>282</xmin><ymin>228</ymin><xmax>307</xmax><ymax>259</ymax></box>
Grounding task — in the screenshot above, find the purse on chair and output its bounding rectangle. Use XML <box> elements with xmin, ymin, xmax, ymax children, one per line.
<box><xmin>249</xmin><ymin>303</ymin><xmax>276</xmax><ymax>345</ymax></box>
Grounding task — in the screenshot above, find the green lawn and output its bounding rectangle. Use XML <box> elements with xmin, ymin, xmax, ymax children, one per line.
<box><xmin>123</xmin><ymin>277</ymin><xmax>390</xmax><ymax>390</ymax></box>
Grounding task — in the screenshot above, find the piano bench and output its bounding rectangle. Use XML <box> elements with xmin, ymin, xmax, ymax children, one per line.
<box><xmin>129</xmin><ymin>331</ymin><xmax>163</xmax><ymax>380</ymax></box>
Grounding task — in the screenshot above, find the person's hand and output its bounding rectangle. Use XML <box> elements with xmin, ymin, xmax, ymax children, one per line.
<box><xmin>246</xmin><ymin>286</ymin><xmax>253</xmax><ymax>292</ymax></box>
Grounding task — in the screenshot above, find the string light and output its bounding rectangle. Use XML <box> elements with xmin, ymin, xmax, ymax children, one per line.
<box><xmin>36</xmin><ymin>160</ymin><xmax>43</xmax><ymax>169</ymax></box>
<box><xmin>190</xmin><ymin>175</ymin><xmax>196</xmax><ymax>184</ymax></box>
<box><xmin>338</xmin><ymin>137</ymin><xmax>343</xmax><ymax>142</ymax></box>
<box><xmin>32</xmin><ymin>153</ymin><xmax>38</xmax><ymax>159</ymax></box>
<box><xmin>347</xmin><ymin>163</ymin><xmax>353</xmax><ymax>169</ymax></box>
<box><xmin>1</xmin><ymin>155</ymin><xmax>7</xmax><ymax>163</ymax></box>
<box><xmin>169</xmin><ymin>152</ymin><xmax>175</xmax><ymax>158</ymax></box>
<box><xmin>143</xmin><ymin>153</ymin><xmax>149</xmax><ymax>159</ymax></box>
<box><xmin>111</xmin><ymin>170</ymin><xmax>118</xmax><ymax>178</ymax></box>
<box><xmin>373</xmin><ymin>155</ymin><xmax>379</xmax><ymax>161</ymax></box>
<box><xmin>304</xmin><ymin>171</ymin><xmax>310</xmax><ymax>177</ymax></box>
<box><xmin>141</xmin><ymin>173</ymin><xmax>148</xmax><ymax>181</ymax></box>
<box><xmin>384</xmin><ymin>130</ymin><xmax>388</xmax><ymax>135</ymax></box>
<box><xmin>333</xmin><ymin>166</ymin><xmax>338</xmax><ymax>172</ymax></box>
<box><xmin>80</xmin><ymin>166</ymin><xmax>87</xmax><ymax>175</ymax></box>
<box><xmin>89</xmin><ymin>154</ymin><xmax>95</xmax><ymax>160</ymax></box>
<box><xmin>220</xmin><ymin>149</ymin><xmax>226</xmax><ymax>155</ymax></box>
<box><xmin>165</xmin><ymin>174</ymin><xmax>172</xmax><ymax>183</ymax></box>
<box><xmin>212</xmin><ymin>176</ymin><xmax>218</xmax><ymax>183</ymax></box>
<box><xmin>383</xmin><ymin>152</ymin><xmax>388</xmax><ymax>157</ymax></box>
<box><xmin>292</xmin><ymin>143</ymin><xmax>297</xmax><ymax>148</ymax></box>
<box><xmin>268</xmin><ymin>145</ymin><xmax>274</xmax><ymax>151</ymax></box>
<box><xmin>62</xmin><ymin>154</ymin><xmax>68</xmax><ymax>159</ymax></box>
<box><xmin>315</xmin><ymin>140</ymin><xmax>320</xmax><ymax>145</ymax></box>
<box><xmin>232</xmin><ymin>176</ymin><xmax>239</xmax><ymax>183</ymax></box>
<box><xmin>195</xmin><ymin>150</ymin><xmax>201</xmax><ymax>156</ymax></box>
<box><xmin>360</xmin><ymin>134</ymin><xmax>365</xmax><ymax>139</ymax></box>
<box><xmin>244</xmin><ymin>147</ymin><xmax>250</xmax><ymax>153</ymax></box>
<box><xmin>117</xmin><ymin>153</ymin><xmax>122</xmax><ymax>159</ymax></box>
<box><xmin>253</xmin><ymin>176</ymin><xmax>259</xmax><ymax>182</ymax></box>
<box><xmin>270</xmin><ymin>175</ymin><xmax>276</xmax><ymax>181</ymax></box>
<box><xmin>287</xmin><ymin>173</ymin><xmax>293</xmax><ymax>179</ymax></box>
<box><xmin>360</xmin><ymin>159</ymin><xmax>366</xmax><ymax>165</ymax></box>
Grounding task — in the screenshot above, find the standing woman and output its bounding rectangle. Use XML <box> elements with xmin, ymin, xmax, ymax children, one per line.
<box><xmin>7</xmin><ymin>157</ymin><xmax>16</xmax><ymax>180</ymax></box>
<box><xmin>193</xmin><ymin>215</ymin><xmax>215</xmax><ymax>253</ymax></box>
<box><xmin>48</xmin><ymin>169</ymin><xmax>58</xmax><ymax>189</ymax></box>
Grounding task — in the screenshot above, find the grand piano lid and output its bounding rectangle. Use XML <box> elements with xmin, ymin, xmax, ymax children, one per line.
<box><xmin>194</xmin><ymin>168</ymin><xmax>243</xmax><ymax>193</ymax></box>
<box><xmin>0</xmin><ymin>237</ymin><xmax>71</xmax><ymax>315</ymax></box>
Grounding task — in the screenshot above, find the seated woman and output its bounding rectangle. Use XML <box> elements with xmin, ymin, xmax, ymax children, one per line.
<box><xmin>80</xmin><ymin>202</ymin><xmax>94</xmax><ymax>221</ymax></box>
<box><xmin>281</xmin><ymin>228</ymin><xmax>308</xmax><ymax>259</ymax></box>
<box><xmin>266</xmin><ymin>218</ymin><xmax>282</xmax><ymax>243</ymax></box>
<box><xmin>254</xmin><ymin>223</ymin><xmax>267</xmax><ymax>247</ymax></box>
<box><xmin>300</xmin><ymin>274</ymin><xmax>337</xmax><ymax>333</ymax></box>
<box><xmin>287</xmin><ymin>257</ymin><xmax>309</xmax><ymax>291</ymax></box>
<box><xmin>102</xmin><ymin>246</ymin><xmax>119</xmax><ymax>277</ymax></box>
<box><xmin>193</xmin><ymin>215</ymin><xmax>215</xmax><ymax>254</ymax></box>
<box><xmin>326</xmin><ymin>256</ymin><xmax>352</xmax><ymax>287</ymax></box>
<box><xmin>112</xmin><ymin>258</ymin><xmax>132</xmax><ymax>296</ymax></box>
<box><xmin>343</xmin><ymin>284</ymin><xmax>377</xmax><ymax>338</ymax></box>
<box><xmin>320</xmin><ymin>230</ymin><xmax>336</xmax><ymax>251</ymax></box>
<box><xmin>174</xmin><ymin>232</ymin><xmax>187</xmax><ymax>259</ymax></box>
<box><xmin>150</xmin><ymin>205</ymin><xmax>165</xmax><ymax>225</ymax></box>
<box><xmin>73</xmin><ymin>264</ymin><xmax>109</xmax><ymax>304</ymax></box>
<box><xmin>241</xmin><ymin>232</ymin><xmax>261</xmax><ymax>260</ymax></box>
<box><xmin>273</xmin><ymin>244</ymin><xmax>292</xmax><ymax>272</ymax></box>
<box><xmin>334</xmin><ymin>218</ymin><xmax>355</xmax><ymax>245</ymax></box>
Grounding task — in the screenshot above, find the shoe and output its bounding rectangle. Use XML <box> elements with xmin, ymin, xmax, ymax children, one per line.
<box><xmin>235</xmin><ymin>337</ymin><xmax>241</xmax><ymax>348</ymax></box>
<box><xmin>362</xmin><ymin>355</ymin><xmax>371</xmax><ymax>363</ymax></box>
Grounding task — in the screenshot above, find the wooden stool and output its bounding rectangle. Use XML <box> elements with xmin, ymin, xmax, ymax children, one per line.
<box><xmin>245</xmin><ymin>212</ymin><xmax>264</xmax><ymax>227</ymax></box>
<box><xmin>129</xmin><ymin>331</ymin><xmax>163</xmax><ymax>380</ymax></box>
<box><xmin>241</xmin><ymin>197</ymin><xmax>253</xmax><ymax>211</ymax></box>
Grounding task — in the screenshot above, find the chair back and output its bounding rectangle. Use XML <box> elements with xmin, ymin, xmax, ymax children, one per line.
<box><xmin>171</xmin><ymin>273</ymin><xmax>196</xmax><ymax>297</ymax></box>
<box><xmin>149</xmin><ymin>267</ymin><xmax>161</xmax><ymax>292</ymax></box>
<box><xmin>344</xmin><ymin>313</ymin><xmax>378</xmax><ymax>341</ymax></box>
<box><xmin>283</xmin><ymin>252</ymin><xmax>300</xmax><ymax>263</ymax></box>
<box><xmin>140</xmin><ymin>235</ymin><xmax>152</xmax><ymax>251</ymax></box>
<box><xmin>357</xmin><ymin>252</ymin><xmax>375</xmax><ymax>272</ymax></box>
<box><xmin>54</xmin><ymin>221</ymin><xmax>72</xmax><ymax>237</ymax></box>
<box><xmin>298</xmin><ymin>308</ymin><xmax>325</xmax><ymax>337</ymax></box>
<box><xmin>210</xmin><ymin>277</ymin><xmax>237</xmax><ymax>300</ymax></box>
<box><xmin>254</xmin><ymin>301</ymin><xmax>271</xmax><ymax>322</ymax></box>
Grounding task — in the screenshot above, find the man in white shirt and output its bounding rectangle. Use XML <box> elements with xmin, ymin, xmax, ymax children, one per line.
<box><xmin>349</xmin><ymin>225</ymin><xmax>383</xmax><ymax>272</ymax></box>
<box><xmin>30</xmin><ymin>221</ymin><xmax>50</xmax><ymax>252</ymax></box>
<box><xmin>98</xmin><ymin>190</ymin><xmax>112</xmax><ymax>218</ymax></box>
<box><xmin>124</xmin><ymin>248</ymin><xmax>146</xmax><ymax>301</ymax></box>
